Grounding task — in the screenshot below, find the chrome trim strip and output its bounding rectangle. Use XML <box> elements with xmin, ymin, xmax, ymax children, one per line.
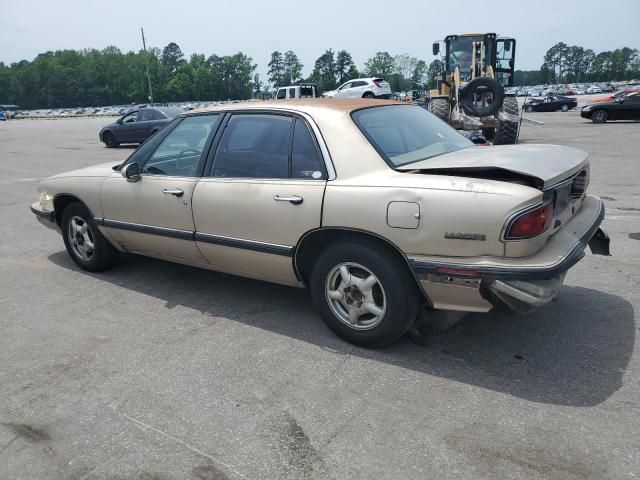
<box><xmin>101</xmin><ymin>218</ymin><xmax>194</xmax><ymax>241</ymax></box>
<box><xmin>195</xmin><ymin>232</ymin><xmax>294</xmax><ymax>257</ymax></box>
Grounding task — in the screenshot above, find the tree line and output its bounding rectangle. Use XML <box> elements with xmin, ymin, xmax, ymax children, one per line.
<box><xmin>514</xmin><ymin>43</ymin><xmax>640</xmax><ymax>86</ymax></box>
<box><xmin>0</xmin><ymin>41</ymin><xmax>638</xmax><ymax>108</ymax></box>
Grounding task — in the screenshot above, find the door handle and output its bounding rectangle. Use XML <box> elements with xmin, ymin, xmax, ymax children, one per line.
<box><xmin>274</xmin><ymin>195</ymin><xmax>303</xmax><ymax>205</ymax></box>
<box><xmin>162</xmin><ymin>188</ymin><xmax>184</xmax><ymax>197</ymax></box>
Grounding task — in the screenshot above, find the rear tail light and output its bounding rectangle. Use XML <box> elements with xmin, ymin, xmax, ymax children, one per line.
<box><xmin>571</xmin><ymin>168</ymin><xmax>589</xmax><ymax>197</ymax></box>
<box><xmin>504</xmin><ymin>202</ymin><xmax>553</xmax><ymax>240</ymax></box>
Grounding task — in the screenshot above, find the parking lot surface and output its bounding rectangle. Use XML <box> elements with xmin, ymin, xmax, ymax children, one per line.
<box><xmin>1</xmin><ymin>110</ymin><xmax>639</xmax><ymax>480</ymax></box>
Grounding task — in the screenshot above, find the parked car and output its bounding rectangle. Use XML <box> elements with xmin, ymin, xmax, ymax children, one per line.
<box><xmin>322</xmin><ymin>78</ymin><xmax>392</xmax><ymax>99</ymax></box>
<box><xmin>0</xmin><ymin>111</ymin><xmax>6</xmax><ymax>121</ymax></box>
<box><xmin>588</xmin><ymin>89</ymin><xmax>640</xmax><ymax>104</ymax></box>
<box><xmin>581</xmin><ymin>92</ymin><xmax>640</xmax><ymax>123</ymax></box>
<box><xmin>275</xmin><ymin>84</ymin><xmax>319</xmax><ymax>99</ymax></box>
<box><xmin>587</xmin><ymin>86</ymin><xmax>603</xmax><ymax>94</ymax></box>
<box><xmin>523</xmin><ymin>95</ymin><xmax>578</xmax><ymax>112</ymax></box>
<box><xmin>31</xmin><ymin>100</ymin><xmax>609</xmax><ymax>347</ymax></box>
<box><xmin>99</xmin><ymin>106</ymin><xmax>182</xmax><ymax>148</ymax></box>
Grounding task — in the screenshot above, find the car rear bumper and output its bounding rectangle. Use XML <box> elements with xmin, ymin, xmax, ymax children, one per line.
<box><xmin>408</xmin><ymin>195</ymin><xmax>609</xmax><ymax>313</ymax></box>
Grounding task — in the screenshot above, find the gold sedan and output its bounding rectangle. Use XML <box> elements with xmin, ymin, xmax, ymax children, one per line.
<box><xmin>31</xmin><ymin>99</ymin><xmax>609</xmax><ymax>347</ymax></box>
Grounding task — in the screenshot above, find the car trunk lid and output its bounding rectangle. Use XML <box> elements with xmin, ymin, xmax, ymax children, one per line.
<box><xmin>395</xmin><ymin>144</ymin><xmax>588</xmax><ymax>190</ymax></box>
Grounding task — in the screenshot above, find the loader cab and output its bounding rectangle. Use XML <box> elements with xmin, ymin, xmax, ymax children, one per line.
<box><xmin>433</xmin><ymin>33</ymin><xmax>516</xmax><ymax>87</ymax></box>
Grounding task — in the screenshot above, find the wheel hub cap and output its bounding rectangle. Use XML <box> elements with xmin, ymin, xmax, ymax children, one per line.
<box><xmin>325</xmin><ymin>262</ymin><xmax>387</xmax><ymax>331</ymax></box>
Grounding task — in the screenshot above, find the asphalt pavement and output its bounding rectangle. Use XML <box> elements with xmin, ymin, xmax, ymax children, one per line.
<box><xmin>0</xmin><ymin>106</ymin><xmax>639</xmax><ymax>480</ymax></box>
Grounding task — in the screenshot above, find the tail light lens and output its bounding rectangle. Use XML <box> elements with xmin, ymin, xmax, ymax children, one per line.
<box><xmin>505</xmin><ymin>202</ymin><xmax>553</xmax><ymax>240</ymax></box>
<box><xmin>571</xmin><ymin>168</ymin><xmax>589</xmax><ymax>197</ymax></box>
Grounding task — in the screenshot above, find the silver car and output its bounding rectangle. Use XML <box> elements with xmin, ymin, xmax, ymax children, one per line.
<box><xmin>31</xmin><ymin>99</ymin><xmax>610</xmax><ymax>347</ymax></box>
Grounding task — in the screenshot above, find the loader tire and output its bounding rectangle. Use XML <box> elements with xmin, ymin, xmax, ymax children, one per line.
<box><xmin>429</xmin><ymin>97</ymin><xmax>450</xmax><ymax>123</ymax></box>
<box><xmin>494</xmin><ymin>96</ymin><xmax>520</xmax><ymax>145</ymax></box>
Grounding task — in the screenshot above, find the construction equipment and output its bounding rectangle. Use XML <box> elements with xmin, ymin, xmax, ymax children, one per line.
<box><xmin>430</xmin><ymin>33</ymin><xmax>519</xmax><ymax>144</ymax></box>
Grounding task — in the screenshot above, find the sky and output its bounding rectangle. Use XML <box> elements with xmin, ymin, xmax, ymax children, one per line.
<box><xmin>1</xmin><ymin>0</ymin><xmax>639</xmax><ymax>81</ymax></box>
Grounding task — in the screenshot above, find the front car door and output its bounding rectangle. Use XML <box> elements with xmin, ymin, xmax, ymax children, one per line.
<box><xmin>116</xmin><ymin>110</ymin><xmax>139</xmax><ymax>143</ymax></box>
<box><xmin>192</xmin><ymin>112</ymin><xmax>329</xmax><ymax>286</ymax></box>
<box><xmin>334</xmin><ymin>82</ymin><xmax>353</xmax><ymax>98</ymax></box>
<box><xmin>100</xmin><ymin>114</ymin><xmax>221</xmax><ymax>263</ymax></box>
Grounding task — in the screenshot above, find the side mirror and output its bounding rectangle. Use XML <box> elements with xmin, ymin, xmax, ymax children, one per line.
<box><xmin>432</xmin><ymin>42</ymin><xmax>440</xmax><ymax>56</ymax></box>
<box><xmin>121</xmin><ymin>162</ymin><xmax>141</xmax><ymax>182</ymax></box>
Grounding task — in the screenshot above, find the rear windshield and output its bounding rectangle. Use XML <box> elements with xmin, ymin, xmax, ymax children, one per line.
<box><xmin>351</xmin><ymin>105</ymin><xmax>472</xmax><ymax>167</ymax></box>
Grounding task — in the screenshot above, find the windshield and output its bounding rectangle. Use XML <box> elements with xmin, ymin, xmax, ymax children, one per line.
<box><xmin>351</xmin><ymin>105</ymin><xmax>473</xmax><ymax>167</ymax></box>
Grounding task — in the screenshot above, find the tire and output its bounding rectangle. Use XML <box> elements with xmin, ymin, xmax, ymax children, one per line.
<box><xmin>310</xmin><ymin>240</ymin><xmax>420</xmax><ymax>347</ymax></box>
<box><xmin>482</xmin><ymin>128</ymin><xmax>496</xmax><ymax>142</ymax></box>
<box><xmin>525</xmin><ymin>105</ymin><xmax>534</xmax><ymax>113</ymax></box>
<box><xmin>561</xmin><ymin>104</ymin><xmax>569</xmax><ymax>112</ymax></box>
<box><xmin>493</xmin><ymin>96</ymin><xmax>520</xmax><ymax>145</ymax></box>
<box><xmin>459</xmin><ymin>77</ymin><xmax>505</xmax><ymax>117</ymax></box>
<box><xmin>62</xmin><ymin>202</ymin><xmax>118</xmax><ymax>272</ymax></box>
<box><xmin>591</xmin><ymin>109</ymin><xmax>608</xmax><ymax>123</ymax></box>
<box><xmin>103</xmin><ymin>131</ymin><xmax>118</xmax><ymax>148</ymax></box>
<box><xmin>362</xmin><ymin>92</ymin><xmax>375</xmax><ymax>99</ymax></box>
<box><xmin>429</xmin><ymin>97</ymin><xmax>450</xmax><ymax>122</ymax></box>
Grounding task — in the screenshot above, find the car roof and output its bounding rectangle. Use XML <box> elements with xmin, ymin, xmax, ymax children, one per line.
<box><xmin>188</xmin><ymin>98</ymin><xmax>402</xmax><ymax>116</ymax></box>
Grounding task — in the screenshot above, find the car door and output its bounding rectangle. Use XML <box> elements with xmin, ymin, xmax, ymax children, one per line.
<box><xmin>100</xmin><ymin>114</ymin><xmax>221</xmax><ymax>262</ymax></box>
<box><xmin>350</xmin><ymin>80</ymin><xmax>368</xmax><ymax>97</ymax></box>
<box><xmin>115</xmin><ymin>110</ymin><xmax>139</xmax><ymax>143</ymax></box>
<box><xmin>334</xmin><ymin>82</ymin><xmax>353</xmax><ymax>98</ymax></box>
<box><xmin>192</xmin><ymin>112</ymin><xmax>328</xmax><ymax>287</ymax></box>
<box><xmin>134</xmin><ymin>108</ymin><xmax>154</xmax><ymax>142</ymax></box>
<box><xmin>617</xmin><ymin>94</ymin><xmax>640</xmax><ymax>120</ymax></box>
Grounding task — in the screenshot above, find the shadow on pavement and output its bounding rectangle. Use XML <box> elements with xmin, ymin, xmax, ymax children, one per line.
<box><xmin>49</xmin><ymin>251</ymin><xmax>635</xmax><ymax>407</ymax></box>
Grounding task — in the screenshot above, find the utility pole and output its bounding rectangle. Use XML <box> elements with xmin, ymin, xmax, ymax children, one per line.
<box><xmin>141</xmin><ymin>27</ymin><xmax>154</xmax><ymax>105</ymax></box>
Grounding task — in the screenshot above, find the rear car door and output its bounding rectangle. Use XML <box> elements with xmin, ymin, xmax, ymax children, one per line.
<box><xmin>191</xmin><ymin>112</ymin><xmax>328</xmax><ymax>286</ymax></box>
<box><xmin>100</xmin><ymin>114</ymin><xmax>220</xmax><ymax>262</ymax></box>
<box><xmin>350</xmin><ymin>80</ymin><xmax>368</xmax><ymax>97</ymax></box>
<box><xmin>134</xmin><ymin>108</ymin><xmax>154</xmax><ymax>142</ymax></box>
<box><xmin>619</xmin><ymin>94</ymin><xmax>640</xmax><ymax>120</ymax></box>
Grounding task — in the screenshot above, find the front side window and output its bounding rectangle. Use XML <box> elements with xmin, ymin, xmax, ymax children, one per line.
<box><xmin>339</xmin><ymin>82</ymin><xmax>352</xmax><ymax>90</ymax></box>
<box><xmin>122</xmin><ymin>111</ymin><xmax>138</xmax><ymax>123</ymax></box>
<box><xmin>142</xmin><ymin>114</ymin><xmax>218</xmax><ymax>177</ymax></box>
<box><xmin>352</xmin><ymin>105</ymin><xmax>472</xmax><ymax>167</ymax></box>
<box><xmin>212</xmin><ymin>114</ymin><xmax>292</xmax><ymax>178</ymax></box>
<box><xmin>276</xmin><ymin>89</ymin><xmax>286</xmax><ymax>99</ymax></box>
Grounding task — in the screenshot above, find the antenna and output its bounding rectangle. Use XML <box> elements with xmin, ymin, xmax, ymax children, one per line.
<box><xmin>141</xmin><ymin>28</ymin><xmax>154</xmax><ymax>105</ymax></box>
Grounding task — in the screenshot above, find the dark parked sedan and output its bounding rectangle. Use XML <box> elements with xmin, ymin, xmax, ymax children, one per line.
<box><xmin>581</xmin><ymin>92</ymin><xmax>640</xmax><ymax>123</ymax></box>
<box><xmin>523</xmin><ymin>96</ymin><xmax>578</xmax><ymax>113</ymax></box>
<box><xmin>99</xmin><ymin>107</ymin><xmax>182</xmax><ymax>147</ymax></box>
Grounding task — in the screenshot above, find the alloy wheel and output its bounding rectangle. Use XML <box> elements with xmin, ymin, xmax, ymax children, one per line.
<box><xmin>67</xmin><ymin>216</ymin><xmax>95</xmax><ymax>260</ymax></box>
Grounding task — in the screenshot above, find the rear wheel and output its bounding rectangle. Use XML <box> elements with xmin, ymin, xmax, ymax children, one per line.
<box><xmin>103</xmin><ymin>131</ymin><xmax>118</xmax><ymax>148</ymax></box>
<box><xmin>310</xmin><ymin>241</ymin><xmax>420</xmax><ymax>347</ymax></box>
<box><xmin>362</xmin><ymin>91</ymin><xmax>375</xmax><ymax>99</ymax></box>
<box><xmin>429</xmin><ymin>97</ymin><xmax>450</xmax><ymax>123</ymax></box>
<box><xmin>494</xmin><ymin>96</ymin><xmax>520</xmax><ymax>145</ymax></box>
<box><xmin>591</xmin><ymin>109</ymin><xmax>608</xmax><ymax>123</ymax></box>
<box><xmin>561</xmin><ymin>104</ymin><xmax>570</xmax><ymax>112</ymax></box>
<box><xmin>62</xmin><ymin>202</ymin><xmax>118</xmax><ymax>272</ymax></box>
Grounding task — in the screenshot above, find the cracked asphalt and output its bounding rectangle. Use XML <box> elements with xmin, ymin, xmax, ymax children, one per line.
<box><xmin>1</xmin><ymin>103</ymin><xmax>639</xmax><ymax>479</ymax></box>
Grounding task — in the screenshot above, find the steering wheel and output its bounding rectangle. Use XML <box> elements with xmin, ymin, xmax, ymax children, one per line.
<box><xmin>176</xmin><ymin>149</ymin><xmax>201</xmax><ymax>172</ymax></box>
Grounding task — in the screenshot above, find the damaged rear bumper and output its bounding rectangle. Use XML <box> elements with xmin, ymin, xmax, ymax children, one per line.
<box><xmin>409</xmin><ymin>195</ymin><xmax>609</xmax><ymax>314</ymax></box>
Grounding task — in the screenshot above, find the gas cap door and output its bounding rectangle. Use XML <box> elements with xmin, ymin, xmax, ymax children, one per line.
<box><xmin>387</xmin><ymin>201</ymin><xmax>420</xmax><ymax>229</ymax></box>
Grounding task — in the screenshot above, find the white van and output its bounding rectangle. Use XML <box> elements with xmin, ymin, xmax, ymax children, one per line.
<box><xmin>275</xmin><ymin>84</ymin><xmax>319</xmax><ymax>99</ymax></box>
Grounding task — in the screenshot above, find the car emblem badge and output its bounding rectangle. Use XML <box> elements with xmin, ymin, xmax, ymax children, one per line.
<box><xmin>444</xmin><ymin>232</ymin><xmax>486</xmax><ymax>241</ymax></box>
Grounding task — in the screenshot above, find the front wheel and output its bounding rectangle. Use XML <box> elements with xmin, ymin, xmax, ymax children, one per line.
<box><xmin>310</xmin><ymin>241</ymin><xmax>420</xmax><ymax>347</ymax></box>
<box><xmin>525</xmin><ymin>105</ymin><xmax>534</xmax><ymax>113</ymax></box>
<box><xmin>103</xmin><ymin>131</ymin><xmax>119</xmax><ymax>148</ymax></box>
<box><xmin>62</xmin><ymin>202</ymin><xmax>118</xmax><ymax>272</ymax></box>
<box><xmin>591</xmin><ymin>110</ymin><xmax>608</xmax><ymax>123</ymax></box>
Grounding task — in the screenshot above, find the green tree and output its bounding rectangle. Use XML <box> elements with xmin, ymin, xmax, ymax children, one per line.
<box><xmin>312</xmin><ymin>49</ymin><xmax>337</xmax><ymax>91</ymax></box>
<box><xmin>426</xmin><ymin>59</ymin><xmax>444</xmax><ymax>89</ymax></box>
<box><xmin>335</xmin><ymin>50</ymin><xmax>354</xmax><ymax>84</ymax></box>
<box><xmin>364</xmin><ymin>52</ymin><xmax>394</xmax><ymax>78</ymax></box>
<box><xmin>161</xmin><ymin>42</ymin><xmax>184</xmax><ymax>76</ymax></box>
<box><xmin>268</xmin><ymin>51</ymin><xmax>284</xmax><ymax>88</ymax></box>
<box><xmin>282</xmin><ymin>50</ymin><xmax>303</xmax><ymax>85</ymax></box>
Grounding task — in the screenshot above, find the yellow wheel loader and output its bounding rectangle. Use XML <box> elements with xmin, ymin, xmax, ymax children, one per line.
<box><xmin>430</xmin><ymin>33</ymin><xmax>520</xmax><ymax>144</ymax></box>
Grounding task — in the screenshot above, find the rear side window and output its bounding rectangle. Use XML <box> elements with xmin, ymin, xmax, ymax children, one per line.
<box><xmin>289</xmin><ymin>87</ymin><xmax>296</xmax><ymax>98</ymax></box>
<box><xmin>138</xmin><ymin>109</ymin><xmax>153</xmax><ymax>121</ymax></box>
<box><xmin>292</xmin><ymin>119</ymin><xmax>325</xmax><ymax>179</ymax></box>
<box><xmin>352</xmin><ymin>105</ymin><xmax>472</xmax><ymax>167</ymax></box>
<box><xmin>212</xmin><ymin>114</ymin><xmax>292</xmax><ymax>178</ymax></box>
